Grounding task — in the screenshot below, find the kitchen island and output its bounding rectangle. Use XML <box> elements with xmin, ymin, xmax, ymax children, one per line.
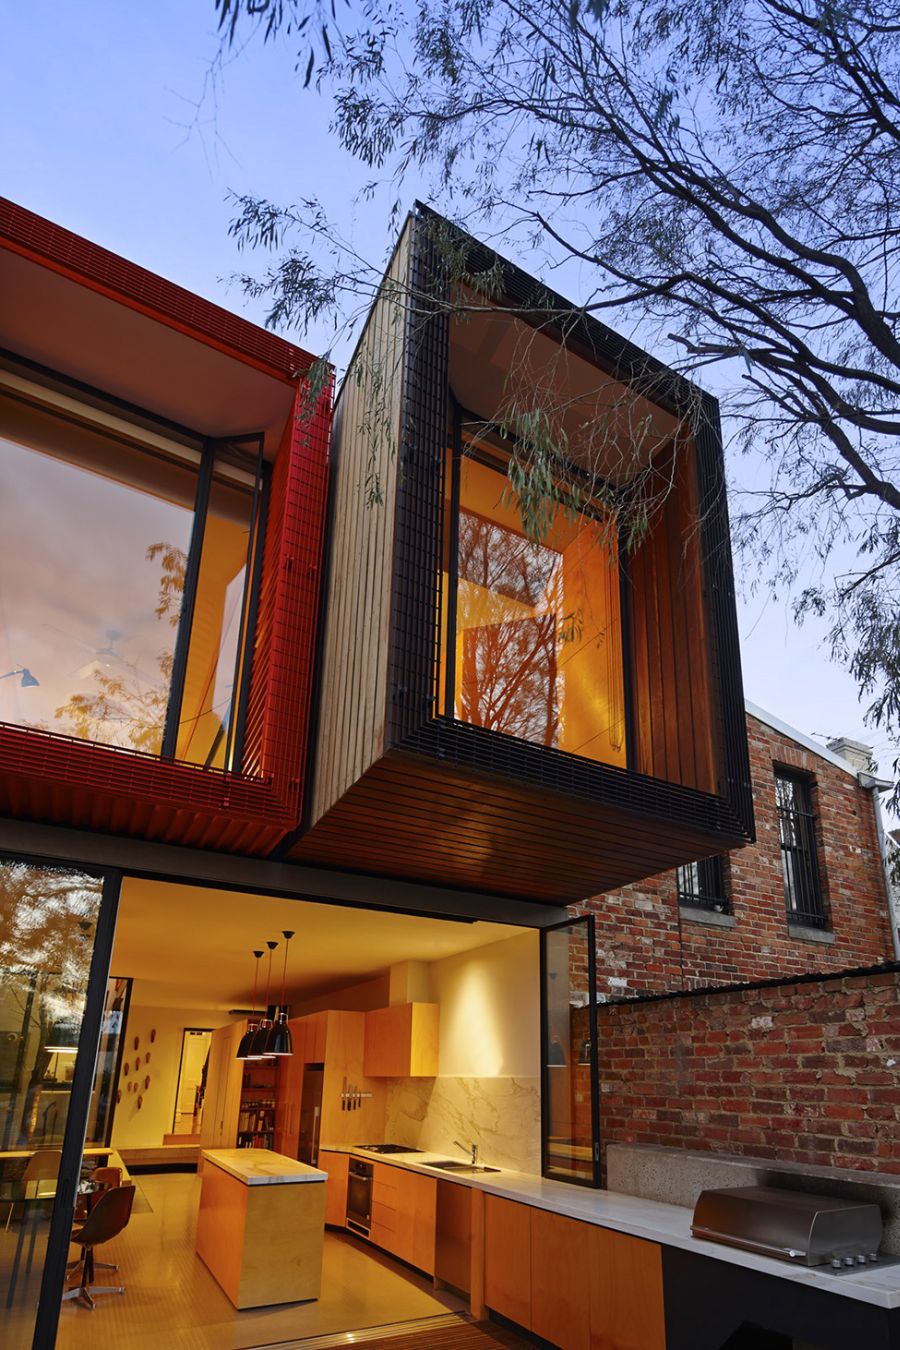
<box><xmin>196</xmin><ymin>1148</ymin><xmax>327</xmax><ymax>1309</ymax></box>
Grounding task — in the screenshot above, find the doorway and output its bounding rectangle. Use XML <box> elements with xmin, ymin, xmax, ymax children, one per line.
<box><xmin>49</xmin><ymin>875</ymin><xmax>539</xmax><ymax>1349</ymax></box>
<box><xmin>170</xmin><ymin>1028</ymin><xmax>211</xmax><ymax>1138</ymax></box>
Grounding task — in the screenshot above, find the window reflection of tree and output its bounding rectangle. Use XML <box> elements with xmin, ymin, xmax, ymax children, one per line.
<box><xmin>456</xmin><ymin>508</ymin><xmax>561</xmax><ymax>744</ymax></box>
<box><xmin>0</xmin><ymin>861</ymin><xmax>100</xmax><ymax>1150</ymax></box>
<box><xmin>50</xmin><ymin>542</ymin><xmax>186</xmax><ymax>755</ymax></box>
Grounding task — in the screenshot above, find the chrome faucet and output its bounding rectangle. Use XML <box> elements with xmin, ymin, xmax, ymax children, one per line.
<box><xmin>454</xmin><ymin>1139</ymin><xmax>479</xmax><ymax>1165</ymax></box>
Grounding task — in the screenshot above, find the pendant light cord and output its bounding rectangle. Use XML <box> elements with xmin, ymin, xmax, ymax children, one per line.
<box><xmin>279</xmin><ymin>930</ymin><xmax>295</xmax><ymax>1018</ymax></box>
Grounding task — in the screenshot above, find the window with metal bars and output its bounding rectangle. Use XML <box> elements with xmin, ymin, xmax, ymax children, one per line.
<box><xmin>775</xmin><ymin>769</ymin><xmax>828</xmax><ymax>929</ymax></box>
<box><xmin>676</xmin><ymin>855</ymin><xmax>729</xmax><ymax>912</ymax></box>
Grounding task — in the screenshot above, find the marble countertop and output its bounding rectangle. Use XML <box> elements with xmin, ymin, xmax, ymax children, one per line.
<box><xmin>202</xmin><ymin>1149</ymin><xmax>328</xmax><ymax>1186</ymax></box>
<box><xmin>318</xmin><ymin>1145</ymin><xmax>900</xmax><ymax>1308</ymax></box>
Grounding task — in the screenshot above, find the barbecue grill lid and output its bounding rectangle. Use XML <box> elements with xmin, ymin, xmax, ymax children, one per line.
<box><xmin>692</xmin><ymin>1186</ymin><xmax>883</xmax><ymax>1262</ymax></box>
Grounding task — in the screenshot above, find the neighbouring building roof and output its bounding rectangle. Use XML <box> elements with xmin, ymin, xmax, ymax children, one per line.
<box><xmin>744</xmin><ymin>699</ymin><xmax>866</xmax><ymax>779</ymax></box>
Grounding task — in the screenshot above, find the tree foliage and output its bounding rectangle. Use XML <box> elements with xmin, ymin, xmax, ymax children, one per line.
<box><xmin>219</xmin><ymin>0</ymin><xmax>900</xmax><ymax>793</ymax></box>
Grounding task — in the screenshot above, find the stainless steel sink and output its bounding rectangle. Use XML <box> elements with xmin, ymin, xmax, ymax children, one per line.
<box><xmin>423</xmin><ymin>1160</ymin><xmax>500</xmax><ymax>1173</ymax></box>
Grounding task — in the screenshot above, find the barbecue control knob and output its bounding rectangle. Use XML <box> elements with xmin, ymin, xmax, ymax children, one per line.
<box><xmin>868</xmin><ymin>1253</ymin><xmax>879</xmax><ymax>1263</ymax></box>
<box><xmin>844</xmin><ymin>1257</ymin><xmax>856</xmax><ymax>1267</ymax></box>
<box><xmin>857</xmin><ymin>1255</ymin><xmax>868</xmax><ymax>1265</ymax></box>
<box><xmin>831</xmin><ymin>1258</ymin><xmax>843</xmax><ymax>1270</ymax></box>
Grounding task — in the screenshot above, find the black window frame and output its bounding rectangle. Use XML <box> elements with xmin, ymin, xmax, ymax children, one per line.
<box><xmin>775</xmin><ymin>767</ymin><xmax>828</xmax><ymax>930</ymax></box>
<box><xmin>676</xmin><ymin>854</ymin><xmax>729</xmax><ymax>913</ymax></box>
<box><xmin>0</xmin><ymin>349</ymin><xmax>268</xmax><ymax>775</ymax></box>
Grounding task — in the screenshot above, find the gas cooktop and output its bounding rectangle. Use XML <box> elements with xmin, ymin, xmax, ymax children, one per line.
<box><xmin>355</xmin><ymin>1144</ymin><xmax>423</xmax><ymax>1154</ymax></box>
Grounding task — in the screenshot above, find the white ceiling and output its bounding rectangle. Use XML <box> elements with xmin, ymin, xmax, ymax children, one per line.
<box><xmin>113</xmin><ymin>877</ymin><xmax>526</xmax><ymax>1011</ymax></box>
<box><xmin>0</xmin><ymin>249</ymin><xmax>296</xmax><ymax>455</ymax></box>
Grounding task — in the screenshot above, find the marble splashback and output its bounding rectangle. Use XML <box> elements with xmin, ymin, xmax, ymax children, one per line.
<box><xmin>384</xmin><ymin>1076</ymin><xmax>541</xmax><ymax>1175</ymax></box>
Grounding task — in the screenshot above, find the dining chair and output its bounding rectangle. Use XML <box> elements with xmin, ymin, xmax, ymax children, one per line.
<box><xmin>62</xmin><ymin>1183</ymin><xmax>135</xmax><ymax>1310</ymax></box>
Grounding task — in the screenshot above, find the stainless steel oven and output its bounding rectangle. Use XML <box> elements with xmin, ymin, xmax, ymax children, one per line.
<box><xmin>346</xmin><ymin>1157</ymin><xmax>373</xmax><ymax>1235</ymax></box>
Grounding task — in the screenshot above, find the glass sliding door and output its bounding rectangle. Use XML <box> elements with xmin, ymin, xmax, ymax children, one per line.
<box><xmin>0</xmin><ymin>854</ymin><xmax>119</xmax><ymax>1349</ymax></box>
<box><xmin>540</xmin><ymin>913</ymin><xmax>601</xmax><ymax>1186</ymax></box>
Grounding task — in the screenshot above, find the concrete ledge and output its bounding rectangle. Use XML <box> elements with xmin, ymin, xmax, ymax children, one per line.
<box><xmin>679</xmin><ymin>906</ymin><xmax>737</xmax><ymax>929</ymax></box>
<box><xmin>607</xmin><ymin>1142</ymin><xmax>900</xmax><ymax>1253</ymax></box>
<box><xmin>788</xmin><ymin>923</ymin><xmax>836</xmax><ymax>944</ymax></box>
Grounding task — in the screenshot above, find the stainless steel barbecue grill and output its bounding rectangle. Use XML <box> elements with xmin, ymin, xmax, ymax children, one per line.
<box><xmin>691</xmin><ymin>1186</ymin><xmax>884</xmax><ymax>1269</ymax></box>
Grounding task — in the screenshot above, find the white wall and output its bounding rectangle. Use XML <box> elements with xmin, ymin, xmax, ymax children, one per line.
<box><xmin>430</xmin><ymin>930</ymin><xmax>540</xmax><ymax>1078</ymax></box>
<box><xmin>110</xmin><ymin>987</ymin><xmax>229</xmax><ymax>1149</ymax></box>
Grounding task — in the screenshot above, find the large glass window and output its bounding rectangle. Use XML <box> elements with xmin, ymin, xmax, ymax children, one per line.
<box><xmin>0</xmin><ymin>374</ymin><xmax>262</xmax><ymax>770</ymax></box>
<box><xmin>441</xmin><ymin>439</ymin><xmax>627</xmax><ymax>767</ymax></box>
<box><xmin>0</xmin><ymin>856</ymin><xmax>110</xmax><ymax>1347</ymax></box>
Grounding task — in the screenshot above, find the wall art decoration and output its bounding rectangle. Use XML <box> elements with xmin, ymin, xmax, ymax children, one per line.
<box><xmin>133</xmin><ymin>1035</ymin><xmax>139</xmax><ymax>1050</ymax></box>
<box><xmin>136</xmin><ymin>1094</ymin><xmax>143</xmax><ymax>1111</ymax></box>
<box><xmin>123</xmin><ymin>1062</ymin><xmax>129</xmax><ymax>1077</ymax></box>
<box><xmin>149</xmin><ymin>1028</ymin><xmax>156</xmax><ymax>1043</ymax></box>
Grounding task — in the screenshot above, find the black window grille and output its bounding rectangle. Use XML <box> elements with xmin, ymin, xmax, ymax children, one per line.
<box><xmin>775</xmin><ymin>770</ymin><xmax>828</xmax><ymax>929</ymax></box>
<box><xmin>676</xmin><ymin>855</ymin><xmax>729</xmax><ymax>912</ymax></box>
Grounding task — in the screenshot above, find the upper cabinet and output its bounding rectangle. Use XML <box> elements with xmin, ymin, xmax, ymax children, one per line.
<box><xmin>287</xmin><ymin>205</ymin><xmax>754</xmax><ymax>902</ymax></box>
<box><xmin>364</xmin><ymin>1003</ymin><xmax>439</xmax><ymax>1078</ymax></box>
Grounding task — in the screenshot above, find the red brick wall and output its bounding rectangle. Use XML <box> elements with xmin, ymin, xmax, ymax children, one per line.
<box><xmin>599</xmin><ymin>968</ymin><xmax>900</xmax><ymax>1174</ymax></box>
<box><xmin>573</xmin><ymin>713</ymin><xmax>894</xmax><ymax>1000</ymax></box>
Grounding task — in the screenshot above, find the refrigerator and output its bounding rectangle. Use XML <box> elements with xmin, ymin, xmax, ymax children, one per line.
<box><xmin>297</xmin><ymin>1062</ymin><xmax>324</xmax><ymax>1165</ymax></box>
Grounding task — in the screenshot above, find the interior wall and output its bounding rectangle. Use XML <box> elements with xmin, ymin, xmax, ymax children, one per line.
<box><xmin>431</xmin><ymin>930</ymin><xmax>540</xmax><ymax>1078</ymax></box>
<box><xmin>385</xmin><ymin>931</ymin><xmax>542</xmax><ymax>1173</ymax></box>
<box><xmin>289</xmin><ymin>973</ymin><xmax>390</xmax><ymax>1017</ymax></box>
<box><xmin>110</xmin><ymin>986</ymin><xmax>230</xmax><ymax>1149</ymax></box>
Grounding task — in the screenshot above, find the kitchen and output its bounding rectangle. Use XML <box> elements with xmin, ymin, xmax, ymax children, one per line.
<box><xmin>37</xmin><ymin>872</ymin><xmax>554</xmax><ymax>1349</ymax></box>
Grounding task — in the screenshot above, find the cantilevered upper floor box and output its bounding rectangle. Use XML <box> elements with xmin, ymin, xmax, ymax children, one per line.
<box><xmin>0</xmin><ymin>198</ymin><xmax>331</xmax><ymax>853</ymax></box>
<box><xmin>288</xmin><ymin>205</ymin><xmax>754</xmax><ymax>902</ymax></box>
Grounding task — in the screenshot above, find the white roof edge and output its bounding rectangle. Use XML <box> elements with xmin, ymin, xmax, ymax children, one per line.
<box><xmin>744</xmin><ymin>699</ymin><xmax>859</xmax><ymax>778</ymax></box>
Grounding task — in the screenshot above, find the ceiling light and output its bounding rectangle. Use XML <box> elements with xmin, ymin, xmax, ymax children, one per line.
<box><xmin>235</xmin><ymin>950</ymin><xmax>265</xmax><ymax>1060</ymax></box>
<box><xmin>248</xmin><ymin>941</ymin><xmax>279</xmax><ymax>1058</ymax></box>
<box><xmin>267</xmin><ymin>930</ymin><xmax>295</xmax><ymax>1057</ymax></box>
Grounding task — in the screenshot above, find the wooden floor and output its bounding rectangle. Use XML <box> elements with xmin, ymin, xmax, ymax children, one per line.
<box><xmin>3</xmin><ymin>1173</ymin><xmax>469</xmax><ymax>1349</ymax></box>
<box><xmin>319</xmin><ymin>1321</ymin><xmax>538</xmax><ymax>1349</ymax></box>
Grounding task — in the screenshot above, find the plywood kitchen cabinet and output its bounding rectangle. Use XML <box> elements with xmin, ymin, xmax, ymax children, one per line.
<box><xmin>275</xmin><ymin>1010</ymin><xmax>384</xmax><ymax>1156</ymax></box>
<box><xmin>200</xmin><ymin>1021</ymin><xmax>246</xmax><ymax>1149</ymax></box>
<box><xmin>531</xmin><ymin>1207</ymin><xmax>591</xmax><ymax>1350</ymax></box>
<box><xmin>589</xmin><ymin>1225</ymin><xmax>666</xmax><ymax>1350</ymax></box>
<box><xmin>483</xmin><ymin>1195</ymin><xmax>532</xmax><ymax>1329</ymax></box>
<box><xmin>319</xmin><ymin>1149</ymin><xmax>350</xmax><ymax>1227</ymax></box>
<box><xmin>274</xmin><ymin>1012</ymin><xmax>327</xmax><ymax>1157</ymax></box>
<box><xmin>363</xmin><ymin>1002</ymin><xmax>439</xmax><ymax>1077</ymax></box>
<box><xmin>321</xmin><ymin>1010</ymin><xmax>386</xmax><ymax>1147</ymax></box>
<box><xmin>369</xmin><ymin>1162</ymin><xmax>436</xmax><ymax>1275</ymax></box>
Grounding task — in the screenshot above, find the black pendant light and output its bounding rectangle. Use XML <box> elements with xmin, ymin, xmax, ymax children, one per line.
<box><xmin>267</xmin><ymin>930</ymin><xmax>295</xmax><ymax>1056</ymax></box>
<box><xmin>236</xmin><ymin>950</ymin><xmax>265</xmax><ymax>1060</ymax></box>
<box><xmin>248</xmin><ymin>941</ymin><xmax>279</xmax><ymax>1058</ymax></box>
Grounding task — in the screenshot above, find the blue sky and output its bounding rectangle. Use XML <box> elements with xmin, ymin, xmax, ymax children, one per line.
<box><xmin>3</xmin><ymin>1</ymin><xmax>897</xmax><ymax>806</ymax></box>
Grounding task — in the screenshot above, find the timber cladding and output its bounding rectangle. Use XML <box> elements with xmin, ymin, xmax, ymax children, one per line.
<box><xmin>289</xmin><ymin>204</ymin><xmax>754</xmax><ymax>902</ymax></box>
<box><xmin>309</xmin><ymin>220</ymin><xmax>412</xmax><ymax>825</ymax></box>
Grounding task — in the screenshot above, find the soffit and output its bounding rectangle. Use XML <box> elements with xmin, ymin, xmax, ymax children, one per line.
<box><xmin>448</xmin><ymin>302</ymin><xmax>680</xmax><ymax>483</ymax></box>
<box><xmin>0</xmin><ymin>249</ymin><xmax>295</xmax><ymax>454</ymax></box>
